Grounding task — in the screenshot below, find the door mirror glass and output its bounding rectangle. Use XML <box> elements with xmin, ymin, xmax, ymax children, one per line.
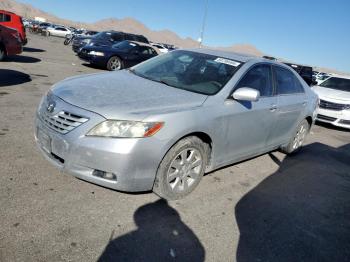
<box><xmin>232</xmin><ymin>87</ymin><xmax>260</xmax><ymax>102</ymax></box>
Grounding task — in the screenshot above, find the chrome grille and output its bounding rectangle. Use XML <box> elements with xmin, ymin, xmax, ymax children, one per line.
<box><xmin>40</xmin><ymin>110</ymin><xmax>88</xmax><ymax>134</ymax></box>
<box><xmin>319</xmin><ymin>100</ymin><xmax>349</xmax><ymax>111</ymax></box>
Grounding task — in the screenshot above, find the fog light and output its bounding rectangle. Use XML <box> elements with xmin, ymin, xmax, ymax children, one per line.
<box><xmin>93</xmin><ymin>170</ymin><xmax>117</xmax><ymax>181</ymax></box>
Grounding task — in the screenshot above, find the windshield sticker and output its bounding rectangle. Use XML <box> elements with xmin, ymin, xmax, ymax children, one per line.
<box><xmin>215</xmin><ymin>58</ymin><xmax>241</xmax><ymax>67</ymax></box>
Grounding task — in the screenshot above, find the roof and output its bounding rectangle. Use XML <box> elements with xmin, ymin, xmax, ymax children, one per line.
<box><xmin>185</xmin><ymin>48</ymin><xmax>257</xmax><ymax>63</ymax></box>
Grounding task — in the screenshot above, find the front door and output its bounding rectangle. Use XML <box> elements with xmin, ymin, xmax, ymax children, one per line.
<box><xmin>222</xmin><ymin>64</ymin><xmax>278</xmax><ymax>163</ymax></box>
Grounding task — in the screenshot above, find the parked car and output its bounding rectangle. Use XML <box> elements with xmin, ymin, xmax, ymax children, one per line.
<box><xmin>0</xmin><ymin>10</ymin><xmax>27</xmax><ymax>45</ymax></box>
<box><xmin>38</xmin><ymin>22</ymin><xmax>52</xmax><ymax>31</ymax></box>
<box><xmin>284</xmin><ymin>63</ymin><xmax>315</xmax><ymax>86</ymax></box>
<box><xmin>312</xmin><ymin>75</ymin><xmax>350</xmax><ymax>129</ymax></box>
<box><xmin>72</xmin><ymin>31</ymin><xmax>149</xmax><ymax>53</ymax></box>
<box><xmin>35</xmin><ymin>49</ymin><xmax>318</xmax><ymax>200</ymax></box>
<box><xmin>151</xmin><ymin>43</ymin><xmax>169</xmax><ymax>53</ymax></box>
<box><xmin>46</xmin><ymin>26</ymin><xmax>72</xmax><ymax>37</ymax></box>
<box><xmin>0</xmin><ymin>25</ymin><xmax>22</xmax><ymax>61</ymax></box>
<box><xmin>315</xmin><ymin>72</ymin><xmax>331</xmax><ymax>85</ymax></box>
<box><xmin>79</xmin><ymin>40</ymin><xmax>159</xmax><ymax>71</ymax></box>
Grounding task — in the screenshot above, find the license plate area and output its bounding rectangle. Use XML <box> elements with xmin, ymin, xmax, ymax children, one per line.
<box><xmin>37</xmin><ymin>127</ymin><xmax>52</xmax><ymax>153</ymax></box>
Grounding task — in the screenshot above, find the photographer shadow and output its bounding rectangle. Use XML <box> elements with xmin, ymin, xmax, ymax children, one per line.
<box><xmin>235</xmin><ymin>142</ymin><xmax>350</xmax><ymax>262</ymax></box>
<box><xmin>98</xmin><ymin>199</ymin><xmax>205</xmax><ymax>262</ymax></box>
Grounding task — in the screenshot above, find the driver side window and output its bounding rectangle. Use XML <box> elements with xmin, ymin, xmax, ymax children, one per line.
<box><xmin>236</xmin><ymin>64</ymin><xmax>273</xmax><ymax>97</ymax></box>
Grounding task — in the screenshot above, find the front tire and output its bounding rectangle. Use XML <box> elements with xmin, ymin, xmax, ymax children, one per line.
<box><xmin>280</xmin><ymin>119</ymin><xmax>310</xmax><ymax>154</ymax></box>
<box><xmin>106</xmin><ymin>56</ymin><xmax>123</xmax><ymax>71</ymax></box>
<box><xmin>153</xmin><ymin>136</ymin><xmax>208</xmax><ymax>200</ymax></box>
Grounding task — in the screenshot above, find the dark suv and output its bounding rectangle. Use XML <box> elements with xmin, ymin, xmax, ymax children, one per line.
<box><xmin>284</xmin><ymin>63</ymin><xmax>314</xmax><ymax>86</ymax></box>
<box><xmin>72</xmin><ymin>31</ymin><xmax>149</xmax><ymax>53</ymax></box>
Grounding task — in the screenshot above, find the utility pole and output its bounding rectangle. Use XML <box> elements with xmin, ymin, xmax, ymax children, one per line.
<box><xmin>198</xmin><ymin>0</ymin><xmax>209</xmax><ymax>48</ymax></box>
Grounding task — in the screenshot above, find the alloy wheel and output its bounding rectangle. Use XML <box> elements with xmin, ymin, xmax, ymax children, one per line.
<box><xmin>110</xmin><ymin>58</ymin><xmax>121</xmax><ymax>71</ymax></box>
<box><xmin>167</xmin><ymin>148</ymin><xmax>203</xmax><ymax>192</ymax></box>
<box><xmin>292</xmin><ymin>122</ymin><xmax>308</xmax><ymax>150</ymax></box>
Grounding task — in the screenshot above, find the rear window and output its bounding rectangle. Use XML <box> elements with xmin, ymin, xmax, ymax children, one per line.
<box><xmin>274</xmin><ymin>66</ymin><xmax>305</xmax><ymax>94</ymax></box>
<box><xmin>319</xmin><ymin>77</ymin><xmax>350</xmax><ymax>92</ymax></box>
<box><xmin>0</xmin><ymin>13</ymin><xmax>11</xmax><ymax>22</ymax></box>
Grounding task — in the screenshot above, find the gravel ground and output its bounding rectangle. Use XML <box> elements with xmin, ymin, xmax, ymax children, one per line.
<box><xmin>0</xmin><ymin>34</ymin><xmax>349</xmax><ymax>262</ymax></box>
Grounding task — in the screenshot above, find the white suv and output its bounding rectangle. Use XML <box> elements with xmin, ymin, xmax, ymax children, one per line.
<box><xmin>312</xmin><ymin>75</ymin><xmax>350</xmax><ymax>129</ymax></box>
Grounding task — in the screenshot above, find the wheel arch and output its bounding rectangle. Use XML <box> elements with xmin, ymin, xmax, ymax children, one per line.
<box><xmin>305</xmin><ymin>115</ymin><xmax>313</xmax><ymax>127</ymax></box>
<box><xmin>159</xmin><ymin>131</ymin><xmax>214</xmax><ymax>174</ymax></box>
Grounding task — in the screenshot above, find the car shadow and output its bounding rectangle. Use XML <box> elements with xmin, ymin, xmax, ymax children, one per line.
<box><xmin>5</xmin><ymin>55</ymin><xmax>41</xmax><ymax>63</ymax></box>
<box><xmin>0</xmin><ymin>69</ymin><xmax>32</xmax><ymax>87</ymax></box>
<box><xmin>235</xmin><ymin>142</ymin><xmax>350</xmax><ymax>262</ymax></box>
<box><xmin>98</xmin><ymin>199</ymin><xmax>205</xmax><ymax>262</ymax></box>
<box><xmin>316</xmin><ymin>121</ymin><xmax>349</xmax><ymax>132</ymax></box>
<box><xmin>81</xmin><ymin>62</ymin><xmax>105</xmax><ymax>70</ymax></box>
<box><xmin>23</xmin><ymin>47</ymin><xmax>46</xmax><ymax>53</ymax></box>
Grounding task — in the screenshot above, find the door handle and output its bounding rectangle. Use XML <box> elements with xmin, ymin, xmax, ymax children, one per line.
<box><xmin>302</xmin><ymin>100</ymin><xmax>307</xmax><ymax>106</ymax></box>
<box><xmin>270</xmin><ymin>104</ymin><xmax>277</xmax><ymax>112</ymax></box>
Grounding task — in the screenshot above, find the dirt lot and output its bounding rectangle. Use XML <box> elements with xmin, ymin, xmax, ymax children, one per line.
<box><xmin>0</xmin><ymin>34</ymin><xmax>349</xmax><ymax>262</ymax></box>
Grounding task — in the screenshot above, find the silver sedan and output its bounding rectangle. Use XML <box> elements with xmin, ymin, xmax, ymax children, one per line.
<box><xmin>35</xmin><ymin>49</ymin><xmax>318</xmax><ymax>199</ymax></box>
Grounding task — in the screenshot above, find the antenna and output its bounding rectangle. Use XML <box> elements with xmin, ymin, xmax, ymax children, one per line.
<box><xmin>198</xmin><ymin>0</ymin><xmax>209</xmax><ymax>48</ymax></box>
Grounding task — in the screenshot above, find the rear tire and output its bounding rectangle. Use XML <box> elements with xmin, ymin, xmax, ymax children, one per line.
<box><xmin>153</xmin><ymin>136</ymin><xmax>209</xmax><ymax>200</ymax></box>
<box><xmin>106</xmin><ymin>56</ymin><xmax>123</xmax><ymax>71</ymax></box>
<box><xmin>0</xmin><ymin>46</ymin><xmax>6</xmax><ymax>61</ymax></box>
<box><xmin>280</xmin><ymin>119</ymin><xmax>310</xmax><ymax>155</ymax></box>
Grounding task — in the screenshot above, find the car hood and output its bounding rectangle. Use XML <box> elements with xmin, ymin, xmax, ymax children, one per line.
<box><xmin>51</xmin><ymin>70</ymin><xmax>208</xmax><ymax>120</ymax></box>
<box><xmin>82</xmin><ymin>45</ymin><xmax>126</xmax><ymax>54</ymax></box>
<box><xmin>312</xmin><ymin>85</ymin><xmax>350</xmax><ymax>102</ymax></box>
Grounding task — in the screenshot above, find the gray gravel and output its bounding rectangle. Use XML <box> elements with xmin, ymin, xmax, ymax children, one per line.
<box><xmin>0</xmin><ymin>34</ymin><xmax>349</xmax><ymax>262</ymax></box>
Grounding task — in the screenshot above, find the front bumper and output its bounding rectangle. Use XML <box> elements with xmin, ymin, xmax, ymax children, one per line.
<box><xmin>316</xmin><ymin>107</ymin><xmax>350</xmax><ymax>129</ymax></box>
<box><xmin>34</xmin><ymin>95</ymin><xmax>168</xmax><ymax>192</ymax></box>
<box><xmin>78</xmin><ymin>52</ymin><xmax>107</xmax><ymax>67</ymax></box>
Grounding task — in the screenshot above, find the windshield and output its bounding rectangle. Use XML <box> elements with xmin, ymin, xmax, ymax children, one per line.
<box><xmin>319</xmin><ymin>77</ymin><xmax>350</xmax><ymax>92</ymax></box>
<box><xmin>132</xmin><ymin>50</ymin><xmax>242</xmax><ymax>95</ymax></box>
<box><xmin>112</xmin><ymin>41</ymin><xmax>137</xmax><ymax>51</ymax></box>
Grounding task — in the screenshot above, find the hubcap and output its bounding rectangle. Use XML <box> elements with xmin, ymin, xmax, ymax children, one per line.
<box><xmin>167</xmin><ymin>148</ymin><xmax>203</xmax><ymax>192</ymax></box>
<box><xmin>292</xmin><ymin>123</ymin><xmax>307</xmax><ymax>150</ymax></box>
<box><xmin>110</xmin><ymin>58</ymin><xmax>121</xmax><ymax>71</ymax></box>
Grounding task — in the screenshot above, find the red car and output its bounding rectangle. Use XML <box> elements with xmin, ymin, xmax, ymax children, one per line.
<box><xmin>0</xmin><ymin>24</ymin><xmax>22</xmax><ymax>61</ymax></box>
<box><xmin>0</xmin><ymin>10</ymin><xmax>27</xmax><ymax>45</ymax></box>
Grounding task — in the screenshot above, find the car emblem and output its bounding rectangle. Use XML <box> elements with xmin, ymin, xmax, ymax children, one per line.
<box><xmin>47</xmin><ymin>101</ymin><xmax>56</xmax><ymax>113</ymax></box>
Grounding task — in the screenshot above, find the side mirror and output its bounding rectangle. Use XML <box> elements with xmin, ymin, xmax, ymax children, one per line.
<box><xmin>232</xmin><ymin>87</ymin><xmax>260</xmax><ymax>102</ymax></box>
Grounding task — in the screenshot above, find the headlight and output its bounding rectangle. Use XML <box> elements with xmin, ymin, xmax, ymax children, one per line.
<box><xmin>88</xmin><ymin>51</ymin><xmax>104</xmax><ymax>56</ymax></box>
<box><xmin>86</xmin><ymin>120</ymin><xmax>164</xmax><ymax>138</ymax></box>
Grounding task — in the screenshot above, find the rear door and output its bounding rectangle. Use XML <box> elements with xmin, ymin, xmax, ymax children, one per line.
<box><xmin>128</xmin><ymin>46</ymin><xmax>156</xmax><ymax>67</ymax></box>
<box><xmin>268</xmin><ymin>65</ymin><xmax>307</xmax><ymax>146</ymax></box>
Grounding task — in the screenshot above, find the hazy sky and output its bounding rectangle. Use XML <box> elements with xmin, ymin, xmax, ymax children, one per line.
<box><xmin>18</xmin><ymin>0</ymin><xmax>350</xmax><ymax>72</ymax></box>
